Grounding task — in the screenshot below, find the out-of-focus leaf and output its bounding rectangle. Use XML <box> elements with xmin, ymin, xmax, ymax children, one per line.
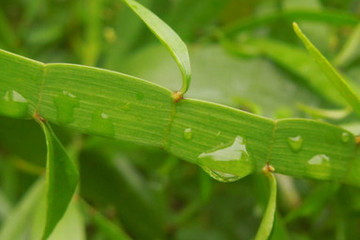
<box><xmin>269</xmin><ymin>213</ymin><xmax>289</xmax><ymax>240</ymax></box>
<box><xmin>223</xmin><ymin>38</ymin><xmax>346</xmax><ymax>105</ymax></box>
<box><xmin>224</xmin><ymin>10</ymin><xmax>358</xmax><ymax>37</ymax></box>
<box><xmin>175</xmin><ymin>225</ymin><xmax>226</xmax><ymax>240</ymax></box>
<box><xmin>0</xmin><ymin>117</ymin><xmax>46</xmax><ymax>165</ymax></box>
<box><xmin>120</xmin><ymin>44</ymin><xmax>324</xmax><ymax>117</ymax></box>
<box><xmin>165</xmin><ymin>0</ymin><xmax>230</xmax><ymax>41</ymax></box>
<box><xmin>333</xmin><ymin>24</ymin><xmax>360</xmax><ymax>68</ymax></box>
<box><xmin>0</xmin><ymin>189</ymin><xmax>12</xmax><ymax>222</ymax></box>
<box><xmin>81</xmin><ymin>0</ymin><xmax>103</xmax><ymax>66</ymax></box>
<box><xmin>285</xmin><ymin>183</ymin><xmax>339</xmax><ymax>222</ymax></box>
<box><xmin>36</xmin><ymin>120</ymin><xmax>79</xmax><ymax>240</ymax></box>
<box><xmin>31</xmin><ymin>191</ymin><xmax>85</xmax><ymax>240</ymax></box>
<box><xmin>121</xmin><ymin>0</ymin><xmax>191</xmax><ymax>95</ymax></box>
<box><xmin>293</xmin><ymin>22</ymin><xmax>360</xmax><ymax>118</ymax></box>
<box><xmin>103</xmin><ymin>0</ymin><xmax>152</xmax><ymax>69</ymax></box>
<box><xmin>80</xmin><ymin>200</ymin><xmax>132</xmax><ymax>240</ymax></box>
<box><xmin>297</xmin><ymin>103</ymin><xmax>351</xmax><ymax>120</ymax></box>
<box><xmin>254</xmin><ymin>170</ymin><xmax>277</xmax><ymax>240</ymax></box>
<box><xmin>0</xmin><ymin>9</ymin><xmax>18</xmax><ymax>51</ymax></box>
<box><xmin>79</xmin><ymin>150</ymin><xmax>165</xmax><ymax>239</ymax></box>
<box><xmin>341</xmin><ymin>122</ymin><xmax>360</xmax><ymax>135</ymax></box>
<box><xmin>0</xmin><ymin>178</ymin><xmax>45</xmax><ymax>240</ymax></box>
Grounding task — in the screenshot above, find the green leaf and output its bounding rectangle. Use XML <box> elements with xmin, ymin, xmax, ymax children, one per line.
<box><xmin>36</xmin><ymin>120</ymin><xmax>79</xmax><ymax>240</ymax></box>
<box><xmin>255</xmin><ymin>169</ymin><xmax>277</xmax><ymax>240</ymax></box>
<box><xmin>79</xmin><ymin>149</ymin><xmax>165</xmax><ymax>239</ymax></box>
<box><xmin>297</xmin><ymin>103</ymin><xmax>351</xmax><ymax>120</ymax></box>
<box><xmin>0</xmin><ymin>49</ymin><xmax>359</xmax><ymax>186</ymax></box>
<box><xmin>0</xmin><ymin>178</ymin><xmax>45</xmax><ymax>240</ymax></box>
<box><xmin>31</xmin><ymin>192</ymin><xmax>85</xmax><ymax>240</ymax></box>
<box><xmin>333</xmin><ymin>24</ymin><xmax>360</xmax><ymax>68</ymax></box>
<box><xmin>0</xmin><ymin>189</ymin><xmax>12</xmax><ymax>222</ymax></box>
<box><xmin>0</xmin><ymin>8</ymin><xmax>18</xmax><ymax>51</ymax></box>
<box><xmin>121</xmin><ymin>0</ymin><xmax>191</xmax><ymax>95</ymax></box>
<box><xmin>80</xmin><ymin>199</ymin><xmax>132</xmax><ymax>240</ymax></box>
<box><xmin>269</xmin><ymin>213</ymin><xmax>289</xmax><ymax>240</ymax></box>
<box><xmin>293</xmin><ymin>22</ymin><xmax>360</xmax><ymax>118</ymax></box>
<box><xmin>120</xmin><ymin>44</ymin><xmax>323</xmax><ymax>117</ymax></box>
<box><xmin>222</xmin><ymin>38</ymin><xmax>346</xmax><ymax>105</ymax></box>
<box><xmin>224</xmin><ymin>10</ymin><xmax>359</xmax><ymax>37</ymax></box>
<box><xmin>285</xmin><ymin>183</ymin><xmax>339</xmax><ymax>222</ymax></box>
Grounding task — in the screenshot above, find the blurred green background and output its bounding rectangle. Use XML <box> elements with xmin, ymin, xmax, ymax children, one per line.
<box><xmin>1</xmin><ymin>0</ymin><xmax>360</xmax><ymax>239</ymax></box>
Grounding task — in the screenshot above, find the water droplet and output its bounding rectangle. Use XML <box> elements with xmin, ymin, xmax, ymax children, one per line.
<box><xmin>183</xmin><ymin>128</ymin><xmax>193</xmax><ymax>140</ymax></box>
<box><xmin>341</xmin><ymin>132</ymin><xmax>350</xmax><ymax>143</ymax></box>
<box><xmin>136</xmin><ymin>92</ymin><xmax>144</xmax><ymax>101</ymax></box>
<box><xmin>0</xmin><ymin>90</ymin><xmax>29</xmax><ymax>118</ymax></box>
<box><xmin>201</xmin><ymin>167</ymin><xmax>241</xmax><ymax>182</ymax></box>
<box><xmin>54</xmin><ymin>90</ymin><xmax>79</xmax><ymax>123</ymax></box>
<box><xmin>287</xmin><ymin>135</ymin><xmax>303</xmax><ymax>152</ymax></box>
<box><xmin>197</xmin><ymin>136</ymin><xmax>253</xmax><ymax>182</ymax></box>
<box><xmin>89</xmin><ymin>110</ymin><xmax>114</xmax><ymax>137</ymax></box>
<box><xmin>306</xmin><ymin>154</ymin><xmax>331</xmax><ymax>179</ymax></box>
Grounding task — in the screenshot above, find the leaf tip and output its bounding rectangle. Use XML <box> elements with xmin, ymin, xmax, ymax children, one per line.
<box><xmin>292</xmin><ymin>22</ymin><xmax>301</xmax><ymax>36</ymax></box>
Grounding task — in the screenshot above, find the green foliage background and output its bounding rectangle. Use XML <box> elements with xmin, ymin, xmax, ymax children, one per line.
<box><xmin>1</xmin><ymin>0</ymin><xmax>360</xmax><ymax>239</ymax></box>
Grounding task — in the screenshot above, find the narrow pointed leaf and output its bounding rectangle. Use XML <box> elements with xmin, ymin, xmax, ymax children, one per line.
<box><xmin>31</xmin><ymin>193</ymin><xmax>85</xmax><ymax>240</ymax></box>
<box><xmin>36</xmin><ymin>120</ymin><xmax>79</xmax><ymax>240</ymax></box>
<box><xmin>333</xmin><ymin>24</ymin><xmax>360</xmax><ymax>67</ymax></box>
<box><xmin>223</xmin><ymin>38</ymin><xmax>346</xmax><ymax>105</ymax></box>
<box><xmin>121</xmin><ymin>0</ymin><xmax>191</xmax><ymax>95</ymax></box>
<box><xmin>0</xmin><ymin>178</ymin><xmax>45</xmax><ymax>240</ymax></box>
<box><xmin>297</xmin><ymin>103</ymin><xmax>351</xmax><ymax>120</ymax></box>
<box><xmin>0</xmin><ymin>49</ymin><xmax>360</xmax><ymax>186</ymax></box>
<box><xmin>224</xmin><ymin>10</ymin><xmax>358</xmax><ymax>37</ymax></box>
<box><xmin>285</xmin><ymin>183</ymin><xmax>339</xmax><ymax>222</ymax></box>
<box><xmin>293</xmin><ymin>22</ymin><xmax>360</xmax><ymax>118</ymax></box>
<box><xmin>255</xmin><ymin>171</ymin><xmax>277</xmax><ymax>240</ymax></box>
<box><xmin>80</xmin><ymin>200</ymin><xmax>132</xmax><ymax>240</ymax></box>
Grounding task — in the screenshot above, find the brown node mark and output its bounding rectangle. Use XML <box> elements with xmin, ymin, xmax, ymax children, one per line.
<box><xmin>33</xmin><ymin>110</ymin><xmax>47</xmax><ymax>122</ymax></box>
<box><xmin>262</xmin><ymin>163</ymin><xmax>275</xmax><ymax>175</ymax></box>
<box><xmin>171</xmin><ymin>91</ymin><xmax>183</xmax><ymax>103</ymax></box>
<box><xmin>356</xmin><ymin>136</ymin><xmax>360</xmax><ymax>145</ymax></box>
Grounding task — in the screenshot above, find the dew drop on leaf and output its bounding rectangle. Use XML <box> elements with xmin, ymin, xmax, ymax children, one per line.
<box><xmin>197</xmin><ymin>136</ymin><xmax>253</xmax><ymax>182</ymax></box>
<box><xmin>341</xmin><ymin>132</ymin><xmax>350</xmax><ymax>143</ymax></box>
<box><xmin>201</xmin><ymin>167</ymin><xmax>241</xmax><ymax>182</ymax></box>
<box><xmin>54</xmin><ymin>90</ymin><xmax>79</xmax><ymax>124</ymax></box>
<box><xmin>89</xmin><ymin>109</ymin><xmax>114</xmax><ymax>137</ymax></box>
<box><xmin>287</xmin><ymin>135</ymin><xmax>303</xmax><ymax>152</ymax></box>
<box><xmin>306</xmin><ymin>154</ymin><xmax>331</xmax><ymax>179</ymax></box>
<box><xmin>183</xmin><ymin>128</ymin><xmax>193</xmax><ymax>140</ymax></box>
<box><xmin>0</xmin><ymin>90</ymin><xmax>29</xmax><ymax>118</ymax></box>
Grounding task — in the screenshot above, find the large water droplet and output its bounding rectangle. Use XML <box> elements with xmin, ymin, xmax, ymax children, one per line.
<box><xmin>54</xmin><ymin>90</ymin><xmax>79</xmax><ymax>123</ymax></box>
<box><xmin>287</xmin><ymin>135</ymin><xmax>303</xmax><ymax>152</ymax></box>
<box><xmin>197</xmin><ymin>136</ymin><xmax>253</xmax><ymax>182</ymax></box>
<box><xmin>341</xmin><ymin>132</ymin><xmax>350</xmax><ymax>143</ymax></box>
<box><xmin>89</xmin><ymin>110</ymin><xmax>114</xmax><ymax>137</ymax></box>
<box><xmin>306</xmin><ymin>154</ymin><xmax>331</xmax><ymax>179</ymax></box>
<box><xmin>201</xmin><ymin>167</ymin><xmax>241</xmax><ymax>182</ymax></box>
<box><xmin>0</xmin><ymin>90</ymin><xmax>29</xmax><ymax>118</ymax></box>
<box><xmin>183</xmin><ymin>128</ymin><xmax>193</xmax><ymax>140</ymax></box>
